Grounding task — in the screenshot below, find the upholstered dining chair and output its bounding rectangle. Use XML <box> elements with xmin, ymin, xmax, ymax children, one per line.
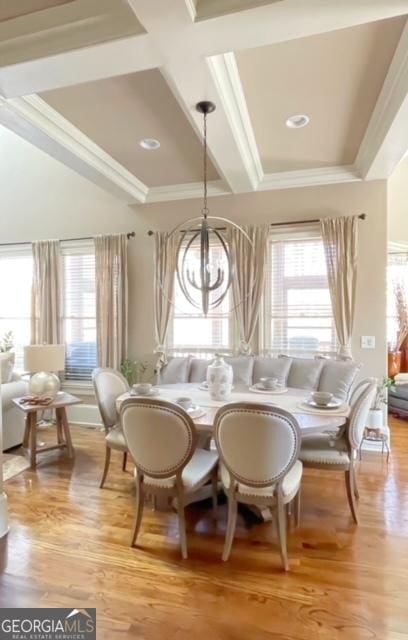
<box><xmin>299</xmin><ymin>377</ymin><xmax>377</xmax><ymax>524</ymax></box>
<box><xmin>121</xmin><ymin>397</ymin><xmax>219</xmax><ymax>559</ymax></box>
<box><xmin>214</xmin><ymin>403</ymin><xmax>302</xmax><ymax>571</ymax></box>
<box><xmin>92</xmin><ymin>367</ymin><xmax>129</xmax><ymax>488</ymax></box>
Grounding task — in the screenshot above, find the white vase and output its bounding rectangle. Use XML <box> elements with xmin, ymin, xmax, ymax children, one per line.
<box><xmin>367</xmin><ymin>408</ymin><xmax>384</xmax><ymax>430</ymax></box>
<box><xmin>207</xmin><ymin>356</ymin><xmax>233</xmax><ymax>401</ymax></box>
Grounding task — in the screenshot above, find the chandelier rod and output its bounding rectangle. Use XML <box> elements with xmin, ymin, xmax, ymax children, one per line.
<box><xmin>146</xmin><ymin>213</ymin><xmax>366</xmax><ymax>236</ymax></box>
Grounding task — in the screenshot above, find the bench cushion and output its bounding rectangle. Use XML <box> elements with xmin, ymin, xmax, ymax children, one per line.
<box><xmin>224</xmin><ymin>356</ymin><xmax>254</xmax><ymax>385</ymax></box>
<box><xmin>280</xmin><ymin>355</ymin><xmax>324</xmax><ymax>390</ymax></box>
<box><xmin>253</xmin><ymin>356</ymin><xmax>292</xmax><ymax>386</ymax></box>
<box><xmin>159</xmin><ymin>357</ymin><xmax>191</xmax><ymax>384</ymax></box>
<box><xmin>189</xmin><ymin>358</ymin><xmax>210</xmax><ymax>383</ymax></box>
<box><xmin>318</xmin><ymin>359</ymin><xmax>361</xmax><ymax>401</ymax></box>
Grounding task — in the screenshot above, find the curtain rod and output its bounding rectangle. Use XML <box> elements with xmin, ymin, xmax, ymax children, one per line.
<box><xmin>146</xmin><ymin>214</ymin><xmax>366</xmax><ymax>235</ymax></box>
<box><xmin>0</xmin><ymin>231</ymin><xmax>136</xmax><ymax>248</ymax></box>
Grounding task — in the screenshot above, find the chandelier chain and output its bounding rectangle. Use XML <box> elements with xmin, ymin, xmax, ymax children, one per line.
<box><xmin>202</xmin><ymin>111</ymin><xmax>209</xmax><ymax>218</ymax></box>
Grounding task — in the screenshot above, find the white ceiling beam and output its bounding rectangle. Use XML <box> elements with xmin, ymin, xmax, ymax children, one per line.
<box><xmin>146</xmin><ymin>179</ymin><xmax>230</xmax><ymax>203</ymax></box>
<box><xmin>195</xmin><ymin>0</ymin><xmax>408</xmax><ymax>56</ymax></box>
<box><xmin>258</xmin><ymin>165</ymin><xmax>361</xmax><ymax>192</ymax></box>
<box><xmin>0</xmin><ymin>32</ymin><xmax>160</xmax><ymax>99</ymax></box>
<box><xmin>355</xmin><ymin>21</ymin><xmax>408</xmax><ymax>180</ymax></box>
<box><xmin>0</xmin><ymin>95</ymin><xmax>148</xmax><ymax>203</ymax></box>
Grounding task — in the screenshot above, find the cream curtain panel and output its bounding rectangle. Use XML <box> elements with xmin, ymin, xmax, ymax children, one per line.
<box><xmin>153</xmin><ymin>231</ymin><xmax>178</xmax><ymax>372</ymax></box>
<box><xmin>320</xmin><ymin>216</ymin><xmax>358</xmax><ymax>359</ymax></box>
<box><xmin>31</xmin><ymin>240</ymin><xmax>62</xmax><ymax>344</ymax></box>
<box><xmin>229</xmin><ymin>224</ymin><xmax>269</xmax><ymax>355</ymax></box>
<box><xmin>94</xmin><ymin>234</ymin><xmax>128</xmax><ymax>370</ymax></box>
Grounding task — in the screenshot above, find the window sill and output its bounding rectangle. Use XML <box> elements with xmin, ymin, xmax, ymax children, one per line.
<box><xmin>62</xmin><ymin>380</ymin><xmax>94</xmax><ymax>397</ymax></box>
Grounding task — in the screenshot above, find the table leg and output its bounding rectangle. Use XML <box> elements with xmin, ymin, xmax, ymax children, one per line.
<box><xmin>23</xmin><ymin>416</ymin><xmax>30</xmax><ymax>449</ymax></box>
<box><xmin>58</xmin><ymin>407</ymin><xmax>74</xmax><ymax>458</ymax></box>
<box><xmin>55</xmin><ymin>411</ymin><xmax>64</xmax><ymax>445</ymax></box>
<box><xmin>29</xmin><ymin>412</ymin><xmax>37</xmax><ymax>469</ymax></box>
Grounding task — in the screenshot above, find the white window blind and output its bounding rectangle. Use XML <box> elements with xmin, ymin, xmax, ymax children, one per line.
<box><xmin>0</xmin><ymin>247</ymin><xmax>32</xmax><ymax>371</ymax></box>
<box><xmin>168</xmin><ymin>238</ymin><xmax>234</xmax><ymax>357</ymax></box>
<box><xmin>62</xmin><ymin>243</ymin><xmax>97</xmax><ymax>381</ymax></box>
<box><xmin>263</xmin><ymin>232</ymin><xmax>337</xmax><ymax>355</ymax></box>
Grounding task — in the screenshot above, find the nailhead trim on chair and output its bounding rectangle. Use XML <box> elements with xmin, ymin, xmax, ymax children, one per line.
<box><xmin>122</xmin><ymin>401</ymin><xmax>195</xmax><ymax>477</ymax></box>
<box><xmin>216</xmin><ymin>407</ymin><xmax>300</xmax><ymax>487</ymax></box>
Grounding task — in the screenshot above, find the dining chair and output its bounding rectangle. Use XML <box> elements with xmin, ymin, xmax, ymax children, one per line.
<box><xmin>214</xmin><ymin>403</ymin><xmax>302</xmax><ymax>571</ymax></box>
<box><xmin>92</xmin><ymin>367</ymin><xmax>130</xmax><ymax>488</ymax></box>
<box><xmin>121</xmin><ymin>397</ymin><xmax>218</xmax><ymax>559</ymax></box>
<box><xmin>299</xmin><ymin>377</ymin><xmax>377</xmax><ymax>524</ymax></box>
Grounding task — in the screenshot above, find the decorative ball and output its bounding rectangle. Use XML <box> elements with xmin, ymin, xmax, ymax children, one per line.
<box><xmin>29</xmin><ymin>371</ymin><xmax>60</xmax><ymax>400</ymax></box>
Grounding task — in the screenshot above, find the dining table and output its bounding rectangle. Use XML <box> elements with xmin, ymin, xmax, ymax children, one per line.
<box><xmin>116</xmin><ymin>383</ymin><xmax>349</xmax><ymax>436</ymax></box>
<box><xmin>116</xmin><ymin>383</ymin><xmax>349</xmax><ymax>522</ymax></box>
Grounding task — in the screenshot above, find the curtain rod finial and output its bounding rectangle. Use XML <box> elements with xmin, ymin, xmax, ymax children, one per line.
<box><xmin>359</xmin><ymin>213</ymin><xmax>366</xmax><ymax>220</ymax></box>
<box><xmin>127</xmin><ymin>231</ymin><xmax>136</xmax><ymax>239</ymax></box>
<box><xmin>147</xmin><ymin>230</ymin><xmax>154</xmax><ymax>236</ymax></box>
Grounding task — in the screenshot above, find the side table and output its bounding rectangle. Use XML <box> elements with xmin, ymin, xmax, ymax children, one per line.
<box><xmin>13</xmin><ymin>392</ymin><xmax>82</xmax><ymax>468</ymax></box>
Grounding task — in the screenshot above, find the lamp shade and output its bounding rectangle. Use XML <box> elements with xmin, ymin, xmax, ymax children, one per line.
<box><xmin>24</xmin><ymin>344</ymin><xmax>65</xmax><ymax>373</ymax></box>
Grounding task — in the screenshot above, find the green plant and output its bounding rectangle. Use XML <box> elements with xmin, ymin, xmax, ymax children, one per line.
<box><xmin>120</xmin><ymin>359</ymin><xmax>152</xmax><ymax>386</ymax></box>
<box><xmin>372</xmin><ymin>376</ymin><xmax>394</xmax><ymax>410</ymax></box>
<box><xmin>0</xmin><ymin>330</ymin><xmax>14</xmax><ymax>353</ymax></box>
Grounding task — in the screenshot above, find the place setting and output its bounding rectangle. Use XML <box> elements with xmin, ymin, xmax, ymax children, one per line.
<box><xmin>174</xmin><ymin>396</ymin><xmax>207</xmax><ymax>419</ymax></box>
<box><xmin>249</xmin><ymin>377</ymin><xmax>288</xmax><ymax>395</ymax></box>
<box><xmin>130</xmin><ymin>383</ymin><xmax>160</xmax><ymax>397</ymax></box>
<box><xmin>298</xmin><ymin>391</ymin><xmax>347</xmax><ymax>415</ymax></box>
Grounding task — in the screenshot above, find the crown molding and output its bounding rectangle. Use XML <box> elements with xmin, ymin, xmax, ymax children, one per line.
<box><xmin>146</xmin><ymin>179</ymin><xmax>230</xmax><ymax>203</ymax></box>
<box><xmin>258</xmin><ymin>165</ymin><xmax>361</xmax><ymax>191</ymax></box>
<box><xmin>0</xmin><ymin>94</ymin><xmax>148</xmax><ymax>203</ymax></box>
<box><xmin>207</xmin><ymin>52</ymin><xmax>263</xmax><ymax>189</ymax></box>
<box><xmin>355</xmin><ymin>21</ymin><xmax>408</xmax><ymax>180</ymax></box>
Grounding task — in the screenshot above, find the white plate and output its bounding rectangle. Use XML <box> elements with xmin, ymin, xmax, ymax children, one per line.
<box><xmin>130</xmin><ymin>388</ymin><xmax>160</xmax><ymax>398</ymax></box>
<box><xmin>186</xmin><ymin>406</ymin><xmax>206</xmax><ymax>419</ymax></box>
<box><xmin>249</xmin><ymin>384</ymin><xmax>288</xmax><ymax>395</ymax></box>
<box><xmin>301</xmin><ymin>398</ymin><xmax>342</xmax><ymax>410</ymax></box>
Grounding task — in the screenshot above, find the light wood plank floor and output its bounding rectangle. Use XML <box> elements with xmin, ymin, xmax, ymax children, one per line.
<box><xmin>1</xmin><ymin>418</ymin><xmax>407</xmax><ymax>639</ymax></box>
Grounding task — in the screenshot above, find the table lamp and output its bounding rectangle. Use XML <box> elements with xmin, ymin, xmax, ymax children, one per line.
<box><xmin>24</xmin><ymin>344</ymin><xmax>65</xmax><ymax>400</ymax></box>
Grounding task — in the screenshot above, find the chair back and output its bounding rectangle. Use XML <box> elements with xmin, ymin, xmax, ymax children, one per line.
<box><xmin>214</xmin><ymin>403</ymin><xmax>301</xmax><ymax>489</ymax></box>
<box><xmin>349</xmin><ymin>376</ymin><xmax>377</xmax><ymax>406</ymax></box>
<box><xmin>347</xmin><ymin>378</ymin><xmax>377</xmax><ymax>450</ymax></box>
<box><xmin>92</xmin><ymin>367</ymin><xmax>129</xmax><ymax>431</ymax></box>
<box><xmin>121</xmin><ymin>398</ymin><xmax>197</xmax><ymax>479</ymax></box>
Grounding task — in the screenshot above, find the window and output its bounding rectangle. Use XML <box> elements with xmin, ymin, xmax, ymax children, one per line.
<box><xmin>263</xmin><ymin>232</ymin><xmax>336</xmax><ymax>355</ymax></box>
<box><xmin>0</xmin><ymin>247</ymin><xmax>33</xmax><ymax>371</ymax></box>
<box><xmin>168</xmin><ymin>238</ymin><xmax>234</xmax><ymax>357</ymax></box>
<box><xmin>62</xmin><ymin>242</ymin><xmax>97</xmax><ymax>381</ymax></box>
<box><xmin>387</xmin><ymin>251</ymin><xmax>408</xmax><ymax>349</ymax></box>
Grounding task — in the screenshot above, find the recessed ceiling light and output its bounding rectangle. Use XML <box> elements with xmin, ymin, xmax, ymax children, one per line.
<box><xmin>286</xmin><ymin>114</ymin><xmax>310</xmax><ymax>129</ymax></box>
<box><xmin>139</xmin><ymin>138</ymin><xmax>160</xmax><ymax>150</ymax></box>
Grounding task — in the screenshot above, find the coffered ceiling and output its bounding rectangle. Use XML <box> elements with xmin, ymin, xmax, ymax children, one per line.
<box><xmin>0</xmin><ymin>0</ymin><xmax>407</xmax><ymax>204</ymax></box>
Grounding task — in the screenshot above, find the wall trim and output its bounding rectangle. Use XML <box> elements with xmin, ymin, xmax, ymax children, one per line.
<box><xmin>0</xmin><ymin>94</ymin><xmax>148</xmax><ymax>204</ymax></box>
<box><xmin>258</xmin><ymin>165</ymin><xmax>361</xmax><ymax>191</ymax></box>
<box><xmin>146</xmin><ymin>179</ymin><xmax>231</xmax><ymax>203</ymax></box>
<box><xmin>207</xmin><ymin>52</ymin><xmax>263</xmax><ymax>190</ymax></box>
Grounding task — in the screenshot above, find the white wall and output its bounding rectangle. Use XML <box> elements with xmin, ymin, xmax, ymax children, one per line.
<box><xmin>0</xmin><ymin>125</ymin><xmax>388</xmax><ymax>380</ymax></box>
<box><xmin>388</xmin><ymin>157</ymin><xmax>408</xmax><ymax>245</ymax></box>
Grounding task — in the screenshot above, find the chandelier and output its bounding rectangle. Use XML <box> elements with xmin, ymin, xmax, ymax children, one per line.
<box><xmin>173</xmin><ymin>101</ymin><xmax>252</xmax><ymax>317</ymax></box>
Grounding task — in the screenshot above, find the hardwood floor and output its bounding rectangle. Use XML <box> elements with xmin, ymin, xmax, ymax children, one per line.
<box><xmin>1</xmin><ymin>418</ymin><xmax>408</xmax><ymax>639</ymax></box>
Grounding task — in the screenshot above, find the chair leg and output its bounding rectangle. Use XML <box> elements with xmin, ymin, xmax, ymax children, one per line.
<box><xmin>351</xmin><ymin>463</ymin><xmax>360</xmax><ymax>500</ymax></box>
<box><xmin>176</xmin><ymin>490</ymin><xmax>188</xmax><ymax>559</ymax></box>
<box><xmin>294</xmin><ymin>488</ymin><xmax>301</xmax><ymax>528</ymax></box>
<box><xmin>345</xmin><ymin>469</ymin><xmax>359</xmax><ymax>524</ymax></box>
<box><xmin>277</xmin><ymin>492</ymin><xmax>289</xmax><ymax>571</ymax></box>
<box><xmin>100</xmin><ymin>445</ymin><xmax>111</xmax><ymax>488</ymax></box>
<box><xmin>122</xmin><ymin>451</ymin><xmax>128</xmax><ymax>472</ymax></box>
<box><xmin>131</xmin><ymin>476</ymin><xmax>145</xmax><ymax>547</ymax></box>
<box><xmin>222</xmin><ymin>494</ymin><xmax>238</xmax><ymax>562</ymax></box>
<box><xmin>211</xmin><ymin>468</ymin><xmax>218</xmax><ymax>519</ymax></box>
